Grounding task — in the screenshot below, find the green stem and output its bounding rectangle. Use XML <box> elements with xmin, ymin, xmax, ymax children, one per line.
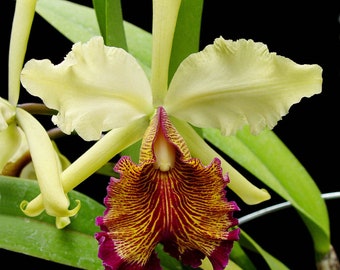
<box><xmin>18</xmin><ymin>103</ymin><xmax>57</xmax><ymax>115</ymax></box>
<box><xmin>238</xmin><ymin>192</ymin><xmax>340</xmax><ymax>225</ymax></box>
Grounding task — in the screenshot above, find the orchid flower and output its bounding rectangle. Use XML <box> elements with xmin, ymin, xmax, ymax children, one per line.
<box><xmin>0</xmin><ymin>0</ymin><xmax>80</xmax><ymax>229</ymax></box>
<box><xmin>19</xmin><ymin>0</ymin><xmax>322</xmax><ymax>268</ymax></box>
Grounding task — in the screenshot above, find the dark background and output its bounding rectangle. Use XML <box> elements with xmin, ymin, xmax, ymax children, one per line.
<box><xmin>1</xmin><ymin>1</ymin><xmax>339</xmax><ymax>269</ymax></box>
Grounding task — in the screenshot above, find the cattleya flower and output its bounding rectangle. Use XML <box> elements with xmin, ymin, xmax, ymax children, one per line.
<box><xmin>95</xmin><ymin>106</ymin><xmax>240</xmax><ymax>269</ymax></box>
<box><xmin>1</xmin><ymin>0</ymin><xmax>79</xmax><ymax>229</ymax></box>
<box><xmin>19</xmin><ymin>0</ymin><xmax>322</xmax><ymax>268</ymax></box>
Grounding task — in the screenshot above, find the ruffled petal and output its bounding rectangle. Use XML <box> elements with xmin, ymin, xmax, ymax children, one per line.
<box><xmin>21</xmin><ymin>36</ymin><xmax>153</xmax><ymax>141</ymax></box>
<box><xmin>95</xmin><ymin>231</ymin><xmax>162</xmax><ymax>270</ymax></box>
<box><xmin>164</xmin><ymin>38</ymin><xmax>322</xmax><ymax>135</ymax></box>
<box><xmin>96</xmin><ymin>107</ymin><xmax>239</xmax><ymax>269</ymax></box>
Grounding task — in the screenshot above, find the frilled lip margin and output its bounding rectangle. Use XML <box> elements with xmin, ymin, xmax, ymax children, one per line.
<box><xmin>95</xmin><ymin>107</ymin><xmax>240</xmax><ymax>270</ymax></box>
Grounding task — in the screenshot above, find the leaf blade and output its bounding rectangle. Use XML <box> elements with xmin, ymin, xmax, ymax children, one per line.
<box><xmin>0</xmin><ymin>176</ymin><xmax>104</xmax><ymax>269</ymax></box>
<box><xmin>169</xmin><ymin>0</ymin><xmax>204</xmax><ymax>80</ymax></box>
<box><xmin>203</xmin><ymin>127</ymin><xmax>330</xmax><ymax>259</ymax></box>
<box><xmin>92</xmin><ymin>0</ymin><xmax>127</xmax><ymax>48</ymax></box>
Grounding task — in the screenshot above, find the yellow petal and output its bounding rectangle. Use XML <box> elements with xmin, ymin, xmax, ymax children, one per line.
<box><xmin>0</xmin><ymin>98</ymin><xmax>24</xmax><ymax>172</ymax></box>
<box><xmin>56</xmin><ymin>216</ymin><xmax>71</xmax><ymax>229</ymax></box>
<box><xmin>16</xmin><ymin>108</ymin><xmax>78</xmax><ymax>218</ymax></box>
<box><xmin>19</xmin><ymin>162</ymin><xmax>36</xmax><ymax>179</ymax></box>
<box><xmin>151</xmin><ymin>0</ymin><xmax>181</xmax><ymax>105</ymax></box>
<box><xmin>19</xmin><ymin>140</ymin><xmax>70</xmax><ymax>180</ymax></box>
<box><xmin>0</xmin><ymin>123</ymin><xmax>22</xmax><ymax>172</ymax></box>
<box><xmin>0</xmin><ymin>97</ymin><xmax>16</xmax><ymax>130</ymax></box>
<box><xmin>170</xmin><ymin>117</ymin><xmax>271</xmax><ymax>204</ymax></box>
<box><xmin>165</xmin><ymin>38</ymin><xmax>322</xmax><ymax>135</ymax></box>
<box><xmin>61</xmin><ymin>117</ymin><xmax>149</xmax><ymax>192</ymax></box>
<box><xmin>21</xmin><ymin>117</ymin><xmax>149</xmax><ymax>217</ymax></box>
<box><xmin>8</xmin><ymin>0</ymin><xmax>36</xmax><ymax>105</ymax></box>
<box><xmin>21</xmin><ymin>36</ymin><xmax>153</xmax><ymax>141</ymax></box>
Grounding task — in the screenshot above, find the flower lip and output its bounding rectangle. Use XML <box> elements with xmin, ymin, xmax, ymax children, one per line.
<box><xmin>96</xmin><ymin>106</ymin><xmax>240</xmax><ymax>269</ymax></box>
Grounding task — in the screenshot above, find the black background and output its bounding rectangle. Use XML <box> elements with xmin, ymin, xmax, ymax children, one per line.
<box><xmin>1</xmin><ymin>1</ymin><xmax>339</xmax><ymax>269</ymax></box>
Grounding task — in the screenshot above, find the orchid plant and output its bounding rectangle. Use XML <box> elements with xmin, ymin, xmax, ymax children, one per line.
<box><xmin>0</xmin><ymin>0</ymin><xmax>339</xmax><ymax>269</ymax></box>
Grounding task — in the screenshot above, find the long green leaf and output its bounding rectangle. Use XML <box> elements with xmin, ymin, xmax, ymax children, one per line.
<box><xmin>203</xmin><ymin>127</ymin><xmax>330</xmax><ymax>260</ymax></box>
<box><xmin>36</xmin><ymin>0</ymin><xmax>100</xmax><ymax>43</ymax></box>
<box><xmin>92</xmin><ymin>0</ymin><xmax>127</xmax><ymax>49</ymax></box>
<box><xmin>169</xmin><ymin>0</ymin><xmax>204</xmax><ymax>81</ymax></box>
<box><xmin>229</xmin><ymin>241</ymin><xmax>257</xmax><ymax>270</ymax></box>
<box><xmin>0</xmin><ymin>176</ymin><xmax>104</xmax><ymax>269</ymax></box>
<box><xmin>238</xmin><ymin>230</ymin><xmax>290</xmax><ymax>269</ymax></box>
<box><xmin>155</xmin><ymin>244</ymin><xmax>185</xmax><ymax>270</ymax></box>
<box><xmin>200</xmin><ymin>232</ymin><xmax>287</xmax><ymax>270</ymax></box>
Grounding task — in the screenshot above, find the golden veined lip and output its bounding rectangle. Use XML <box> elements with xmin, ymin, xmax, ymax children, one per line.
<box><xmin>96</xmin><ymin>106</ymin><xmax>240</xmax><ymax>269</ymax></box>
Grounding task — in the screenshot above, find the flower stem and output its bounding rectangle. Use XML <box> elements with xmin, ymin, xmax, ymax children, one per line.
<box><xmin>18</xmin><ymin>103</ymin><xmax>57</xmax><ymax>115</ymax></box>
<box><xmin>238</xmin><ymin>191</ymin><xmax>340</xmax><ymax>225</ymax></box>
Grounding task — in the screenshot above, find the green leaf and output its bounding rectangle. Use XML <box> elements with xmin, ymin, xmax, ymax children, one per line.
<box><xmin>92</xmin><ymin>0</ymin><xmax>127</xmax><ymax>49</ymax></box>
<box><xmin>203</xmin><ymin>127</ymin><xmax>330</xmax><ymax>260</ymax></box>
<box><xmin>36</xmin><ymin>0</ymin><xmax>151</xmax><ymax>77</ymax></box>
<box><xmin>0</xmin><ymin>176</ymin><xmax>104</xmax><ymax>269</ymax></box>
<box><xmin>121</xmin><ymin>139</ymin><xmax>142</xmax><ymax>163</ymax></box>
<box><xmin>36</xmin><ymin>0</ymin><xmax>100</xmax><ymax>43</ymax></box>
<box><xmin>124</xmin><ymin>22</ymin><xmax>152</xmax><ymax>77</ymax></box>
<box><xmin>155</xmin><ymin>244</ymin><xmax>184</xmax><ymax>270</ymax></box>
<box><xmin>238</xmin><ymin>230</ymin><xmax>290</xmax><ymax>269</ymax></box>
<box><xmin>96</xmin><ymin>161</ymin><xmax>118</xmax><ymax>177</ymax></box>
<box><xmin>169</xmin><ymin>0</ymin><xmax>204</xmax><ymax>81</ymax></box>
<box><xmin>229</xmin><ymin>241</ymin><xmax>257</xmax><ymax>270</ymax></box>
